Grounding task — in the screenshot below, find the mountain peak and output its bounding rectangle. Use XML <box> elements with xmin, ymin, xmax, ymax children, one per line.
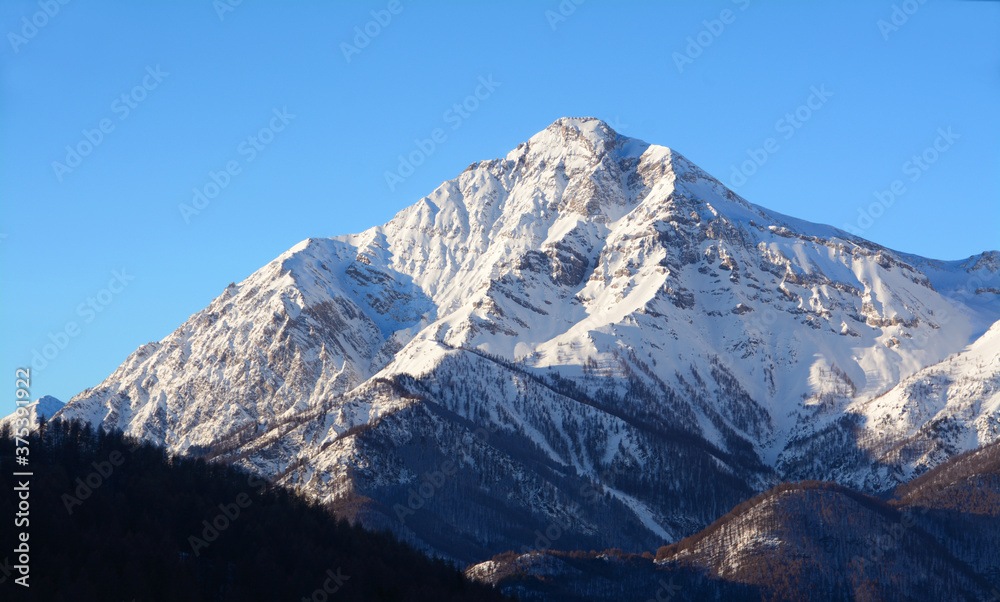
<box><xmin>517</xmin><ymin>117</ymin><xmax>649</xmax><ymax>165</ymax></box>
<box><xmin>546</xmin><ymin>116</ymin><xmax>621</xmax><ymax>140</ymax></box>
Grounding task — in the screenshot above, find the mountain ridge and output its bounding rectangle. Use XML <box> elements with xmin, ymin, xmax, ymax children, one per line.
<box><xmin>43</xmin><ymin>117</ymin><xmax>1000</xmax><ymax>563</ymax></box>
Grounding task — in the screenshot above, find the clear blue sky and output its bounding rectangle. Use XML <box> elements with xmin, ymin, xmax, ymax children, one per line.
<box><xmin>2</xmin><ymin>0</ymin><xmax>998</xmax><ymax>404</ymax></box>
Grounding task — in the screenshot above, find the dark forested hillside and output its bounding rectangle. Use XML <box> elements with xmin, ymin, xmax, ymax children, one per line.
<box><xmin>890</xmin><ymin>440</ymin><xmax>1000</xmax><ymax>589</ymax></box>
<box><xmin>0</xmin><ymin>419</ymin><xmax>512</xmax><ymax>602</ymax></box>
<box><xmin>468</xmin><ymin>442</ymin><xmax>1000</xmax><ymax>601</ymax></box>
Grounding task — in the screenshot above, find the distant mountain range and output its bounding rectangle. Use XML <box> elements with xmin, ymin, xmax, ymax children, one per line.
<box><xmin>1</xmin><ymin>395</ymin><xmax>64</xmax><ymax>433</ymax></box>
<box><xmin>23</xmin><ymin>118</ymin><xmax>998</xmax><ymax>585</ymax></box>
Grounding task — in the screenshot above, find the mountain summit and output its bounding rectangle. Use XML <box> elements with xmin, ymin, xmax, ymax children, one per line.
<box><xmin>52</xmin><ymin>118</ymin><xmax>1000</xmax><ymax>562</ymax></box>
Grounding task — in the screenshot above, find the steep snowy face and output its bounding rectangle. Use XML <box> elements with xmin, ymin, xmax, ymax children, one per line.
<box><xmin>51</xmin><ymin>117</ymin><xmax>1000</xmax><ymax>561</ymax></box>
<box><xmin>56</xmin><ymin>241</ymin><xmax>400</xmax><ymax>450</ymax></box>
<box><xmin>343</xmin><ymin>118</ymin><xmax>650</xmax><ymax>319</ymax></box>
<box><xmin>349</xmin><ymin>118</ymin><xmax>996</xmax><ymax>392</ymax></box>
<box><xmin>349</xmin><ymin>118</ymin><xmax>998</xmax><ymax>454</ymax></box>
<box><xmin>847</xmin><ymin>319</ymin><xmax>1000</xmax><ymax>482</ymax></box>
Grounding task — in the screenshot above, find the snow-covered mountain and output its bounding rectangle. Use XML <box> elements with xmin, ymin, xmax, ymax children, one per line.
<box><xmin>51</xmin><ymin>117</ymin><xmax>1000</xmax><ymax>562</ymax></box>
<box><xmin>848</xmin><ymin>318</ymin><xmax>1000</xmax><ymax>482</ymax></box>
<box><xmin>1</xmin><ymin>395</ymin><xmax>64</xmax><ymax>433</ymax></box>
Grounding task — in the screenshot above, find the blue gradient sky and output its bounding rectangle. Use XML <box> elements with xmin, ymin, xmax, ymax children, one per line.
<box><xmin>1</xmin><ymin>0</ymin><xmax>998</xmax><ymax>404</ymax></box>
